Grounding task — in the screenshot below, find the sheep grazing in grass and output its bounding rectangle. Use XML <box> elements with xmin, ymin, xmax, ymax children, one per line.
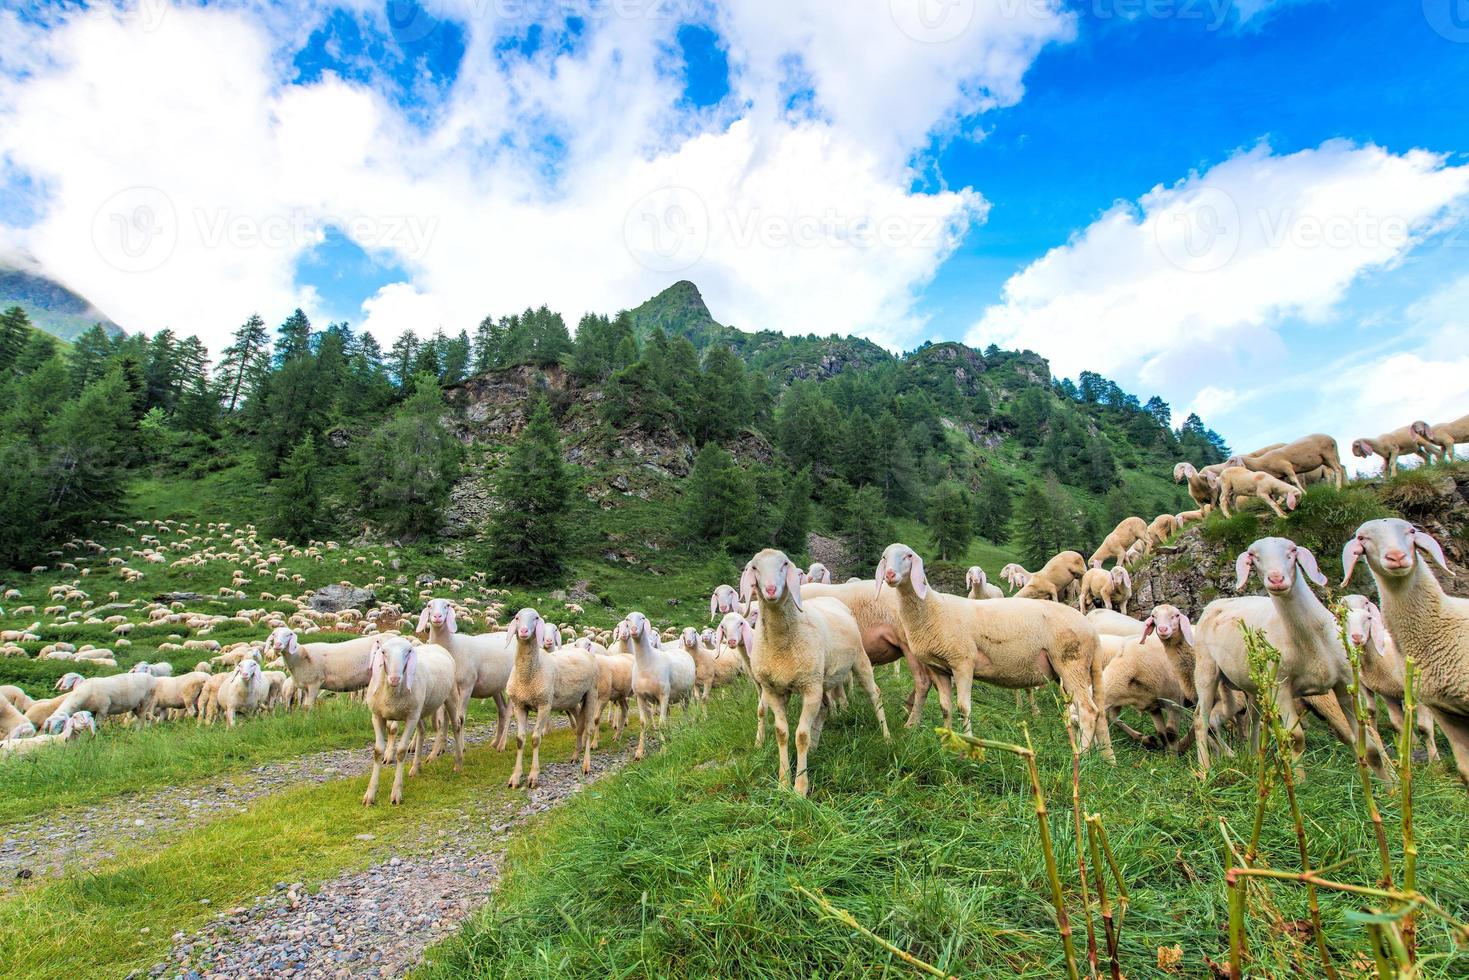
<box><xmin>1148</xmin><ymin>513</ymin><xmax>1181</xmax><ymax>547</ymax></box>
<box><xmin>1227</xmin><ymin>433</ymin><xmax>1345</xmax><ymax>492</ymax></box>
<box><xmin>1176</xmin><ymin>509</ymin><xmax>1206</xmax><ymax>528</ymax></box>
<box><xmin>418</xmin><ymin>597</ymin><xmax>514</xmax><ymax>759</ymax></box>
<box><xmin>0</xmin><ymin>692</ymin><xmax>36</xmax><ymax>740</ymax></box>
<box><xmin>1</xmin><ymin>685</ymin><xmax>32</xmax><ymax>712</ymax></box>
<box><xmin>619</xmin><ymin>611</ymin><xmax>694</xmax><ymax>762</ymax></box>
<box><xmin>362</xmin><ymin>636</ymin><xmax>460</xmax><ymax>806</ymax></box>
<box><xmin>1014</xmin><ymin>551</ymin><xmax>1087</xmax><ymax>602</ymax></box>
<box><xmin>150</xmin><ymin>671</ymin><xmax>212</xmax><ymax>720</ymax></box>
<box><xmin>741</xmin><ymin>549</ymin><xmax>890</xmax><ymax>797</ymax></box>
<box><xmin>505</xmin><ymin>607</ymin><xmax>601</xmax><ymax>787</ymax></box>
<box><xmin>965</xmin><ymin>567</ymin><xmax>1003</xmax><ymax>600</ymax></box>
<box><xmin>1191</xmin><ymin>536</ymin><xmax>1390</xmax><ymax>780</ymax></box>
<box><xmin>263</xmin><ymin>627</ymin><xmax>375</xmax><ymax>709</ymax></box>
<box><xmin>1212</xmin><ymin>466</ymin><xmax>1300</xmax><ymax>519</ymax></box>
<box><xmin>1340</xmin><ymin>595</ymin><xmax>1438</xmax><ymax>761</ymax></box>
<box><xmin>877</xmin><ymin>543</ymin><xmax>1113</xmax><ymax>761</ymax></box>
<box><xmin>1342</xmin><ymin>519</ymin><xmax>1469</xmax><ymax>787</ymax></box>
<box><xmin>2</xmin><ymin>711</ymin><xmax>95</xmax><ymax>754</ymax></box>
<box><xmin>44</xmin><ymin>672</ymin><xmax>158</xmax><ymax>733</ymax></box>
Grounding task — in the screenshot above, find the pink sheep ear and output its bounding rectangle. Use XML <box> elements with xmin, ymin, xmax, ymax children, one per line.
<box><xmin>784</xmin><ymin>561</ymin><xmax>803</xmax><ymax>611</ymax></box>
<box><xmin>710</xmin><ymin>593</ymin><xmax>720</xmax><ymax>621</ymax></box>
<box><xmin>534</xmin><ymin>618</ymin><xmax>547</xmax><ymax>651</ymax></box>
<box><xmin>1178</xmin><ymin>614</ymin><xmax>1195</xmax><ymax>647</ymax></box>
<box><xmin>1286</xmin><ymin>493</ymin><xmax>1299</xmax><ymax>511</ymax></box>
<box><xmin>739</xmin><ymin>564</ymin><xmax>756</xmax><ymax>604</ymax></box>
<box><xmin>446</xmin><ymin>605</ymin><xmax>457</xmax><ymax>634</ymax></box>
<box><xmin>1295</xmin><ymin>546</ymin><xmax>1326</xmax><ymax>587</ymax></box>
<box><xmin>417</xmin><ymin>606</ymin><xmax>432</xmax><ymax>633</ymax></box>
<box><xmin>404</xmin><ymin>645</ymin><xmax>417</xmax><ymax>691</ymax></box>
<box><xmin>368</xmin><ymin>640</ymin><xmax>385</xmax><ymax>693</ymax></box>
<box><xmin>911</xmin><ymin>552</ymin><xmax>929</xmax><ymax>600</ymax></box>
<box><xmin>1234</xmin><ymin>552</ymin><xmax>1253</xmax><ymax>592</ymax></box>
<box><xmin>874</xmin><ymin>556</ymin><xmax>888</xmax><ymax>597</ymax></box>
<box><xmin>1141</xmin><ymin>617</ymin><xmax>1156</xmax><ymax>641</ymax></box>
<box><xmin>1412</xmin><ymin>527</ymin><xmax>1451</xmax><ymax>575</ymax></box>
<box><xmin>1120</xmin><ymin>568</ymin><xmax>1132</xmax><ymax>591</ymax></box>
<box><xmin>1365</xmin><ymin>601</ymin><xmax>1387</xmax><ymax>654</ymax></box>
<box><xmin>740</xmin><ymin>620</ymin><xmax>754</xmax><ymax>653</ymax></box>
<box><xmin>714</xmin><ymin>625</ymin><xmax>726</xmax><ymax>649</ymax></box>
<box><xmin>1340</xmin><ymin>539</ymin><xmax>1365</xmax><ymax>587</ymax></box>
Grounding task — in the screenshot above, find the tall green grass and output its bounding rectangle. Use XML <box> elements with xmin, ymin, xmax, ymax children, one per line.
<box><xmin>420</xmin><ymin>682</ymin><xmax>1469</xmax><ymax>978</ymax></box>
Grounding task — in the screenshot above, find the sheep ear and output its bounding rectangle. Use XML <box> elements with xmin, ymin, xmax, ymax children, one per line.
<box><xmin>1286</xmin><ymin>493</ymin><xmax>1299</xmax><ymax>511</ymax></box>
<box><xmin>404</xmin><ymin>645</ymin><xmax>416</xmax><ymax>691</ymax></box>
<box><xmin>534</xmin><ymin>619</ymin><xmax>547</xmax><ymax>650</ymax></box>
<box><xmin>784</xmin><ymin>561</ymin><xmax>803</xmax><ymax>611</ymax></box>
<box><xmin>417</xmin><ymin>606</ymin><xmax>432</xmax><ymax>634</ymax></box>
<box><xmin>1234</xmin><ymin>552</ymin><xmax>1253</xmax><ymax>592</ymax></box>
<box><xmin>874</xmin><ymin>556</ymin><xmax>888</xmax><ymax>598</ymax></box>
<box><xmin>446</xmin><ymin>606</ymin><xmax>457</xmax><ymax>634</ymax></box>
<box><xmin>1295</xmin><ymin>546</ymin><xmax>1327</xmax><ymax>587</ymax></box>
<box><xmin>1120</xmin><ymin>568</ymin><xmax>1131</xmax><ymax>591</ymax></box>
<box><xmin>1141</xmin><ymin>617</ymin><xmax>1156</xmax><ymax>641</ymax></box>
<box><xmin>739</xmin><ymin>564</ymin><xmax>757</xmax><ymax>604</ymax></box>
<box><xmin>911</xmin><ymin>553</ymin><xmax>929</xmax><ymax>600</ymax></box>
<box><xmin>368</xmin><ymin>644</ymin><xmax>384</xmax><ymax>695</ymax></box>
<box><xmin>1340</xmin><ymin>539</ymin><xmax>1365</xmax><ymax>587</ymax></box>
<box><xmin>1366</xmin><ymin>602</ymin><xmax>1387</xmax><ymax>655</ymax></box>
<box><xmin>714</xmin><ymin>625</ymin><xmax>726</xmax><ymax>649</ymax></box>
<box><xmin>710</xmin><ymin>593</ymin><xmax>720</xmax><ymax>621</ymax></box>
<box><xmin>1412</xmin><ymin>527</ymin><xmax>1451</xmax><ymax>575</ymax></box>
<box><xmin>740</xmin><ymin>621</ymin><xmax>754</xmax><ymax>653</ymax></box>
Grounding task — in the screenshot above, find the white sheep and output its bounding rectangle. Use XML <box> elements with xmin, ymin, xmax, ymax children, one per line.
<box><xmin>1014</xmin><ymin>551</ymin><xmax>1087</xmax><ymax>602</ymax></box>
<box><xmin>1</xmin><ymin>684</ymin><xmax>32</xmax><ymax>712</ymax></box>
<box><xmin>1086</xmin><ymin>608</ymin><xmax>1145</xmax><ymax>637</ymax></box>
<box><xmin>714</xmin><ymin>611</ymin><xmax>768</xmax><ymax>742</ymax></box>
<box><xmin>0</xmin><ymin>691</ymin><xmax>36</xmax><ymax>740</ymax></box>
<box><xmin>1211</xmin><ymin>466</ymin><xmax>1300</xmax><ymax>518</ymax></box>
<box><xmin>1341</xmin><ymin>519</ymin><xmax>1469</xmax><ymax>786</ymax></box>
<box><xmin>1227</xmin><ymin>434</ymin><xmax>1345</xmax><ymax>492</ymax></box>
<box><xmin>1340</xmin><ymin>595</ymin><xmax>1438</xmax><ymax>760</ymax></box>
<box><xmin>362</xmin><ymin>637</ymin><xmax>460</xmax><ymax>806</ymax></box>
<box><xmin>965</xmin><ymin>566</ymin><xmax>1003</xmax><ymax>600</ymax></box>
<box><xmin>618</xmin><ymin>611</ymin><xmax>695</xmax><ymax>761</ymax></box>
<box><xmin>1419</xmin><ymin>414</ymin><xmax>1468</xmax><ymax>463</ymax></box>
<box><xmin>586</xmin><ymin>642</ymin><xmax>633</xmax><ymax>748</ymax></box>
<box><xmin>504</xmin><ymin>607</ymin><xmax>601</xmax><ymax>787</ymax></box>
<box><xmin>262</xmin><ymin>627</ymin><xmax>375</xmax><ymax>708</ymax></box>
<box><xmin>806</xmin><ymin>562</ymin><xmax>833</xmax><ymax>585</ymax></box>
<box><xmin>44</xmin><ymin>672</ymin><xmax>158</xmax><ymax>733</ymax></box>
<box><xmin>999</xmin><ymin>563</ymin><xmax>1031</xmax><ymax>592</ymax></box>
<box><xmin>215</xmin><ymin>659</ymin><xmax>270</xmax><ymax>726</ymax></box>
<box><xmin>877</xmin><ymin>543</ymin><xmax>1112</xmax><ymax>759</ymax></box>
<box><xmin>1089</xmin><ymin>518</ymin><xmax>1149</xmax><ymax>568</ymax></box>
<box><xmin>150</xmin><ymin>671</ymin><xmax>212</xmax><ymax>720</ymax></box>
<box><xmin>1079</xmin><ymin>566</ymin><xmax>1132</xmax><ymax>615</ymax></box>
<box><xmin>1350</xmin><ymin>425</ymin><xmax>1436</xmax><ymax>476</ymax></box>
<box><xmin>709</xmin><ymin>584</ymin><xmax>740</xmax><ymax>621</ymax></box>
<box><xmin>677</xmin><ymin>626</ymin><xmax>741</xmax><ymax>704</ymax></box>
<box><xmin>1191</xmin><ymin>536</ymin><xmax>1389</xmax><ymax>779</ymax></box>
<box><xmin>1</xmin><ymin>711</ymin><xmax>95</xmax><ymax>754</ymax></box>
<box><xmin>1174</xmin><ymin>462</ymin><xmax>1216</xmax><ymax>513</ymax></box>
<box><xmin>129</xmin><ymin>661</ymin><xmax>174</xmax><ymax>677</ymax></box>
<box><xmin>799</xmin><ymin>579</ymin><xmax>932</xmax><ymax>727</ymax></box>
<box><xmin>1147</xmin><ymin>513</ymin><xmax>1181</xmax><ymax>546</ymax></box>
<box><xmin>741</xmin><ymin>549</ymin><xmax>891</xmax><ymax>796</ymax></box>
<box><xmin>418</xmin><ymin>598</ymin><xmax>514</xmax><ymax>760</ymax></box>
<box><xmin>1101</xmin><ymin>604</ymin><xmax>1199</xmax><ymax>751</ymax></box>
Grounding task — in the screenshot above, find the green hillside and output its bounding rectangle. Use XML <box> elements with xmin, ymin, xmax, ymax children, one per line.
<box><xmin>0</xmin><ymin>262</ymin><xmax>122</xmax><ymax>343</ymax></box>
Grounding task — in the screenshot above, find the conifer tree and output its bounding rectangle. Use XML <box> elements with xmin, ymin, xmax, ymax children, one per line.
<box><xmin>267</xmin><ymin>432</ymin><xmax>324</xmax><ymax>543</ymax></box>
<box><xmin>356</xmin><ymin>375</ymin><xmax>461</xmax><ymax>539</ymax></box>
<box><xmin>927</xmin><ymin>481</ymin><xmax>973</xmax><ymax>561</ymax></box>
<box><xmin>485</xmin><ymin>396</ymin><xmax>571</xmax><ymax>582</ymax></box>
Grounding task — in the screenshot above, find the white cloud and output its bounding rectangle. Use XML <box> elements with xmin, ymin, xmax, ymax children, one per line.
<box><xmin>968</xmin><ymin>140</ymin><xmax>1469</xmax><ymax>395</ymax></box>
<box><xmin>1187</xmin><ymin>384</ymin><xmax>1240</xmax><ymax>419</ymax></box>
<box><xmin>0</xmin><ymin>0</ymin><xmax>1070</xmax><ymax>353</ymax></box>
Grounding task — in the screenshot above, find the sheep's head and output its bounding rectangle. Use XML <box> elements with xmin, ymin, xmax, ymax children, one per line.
<box><xmin>1142</xmin><ymin>604</ymin><xmax>1193</xmax><ymax>647</ymax></box>
<box><xmin>965</xmin><ymin>566</ymin><xmax>986</xmax><ymax>590</ymax></box>
<box><xmin>54</xmin><ymin>672</ymin><xmax>83</xmax><ymax>692</ymax></box>
<box><xmin>625</xmin><ymin>611</ymin><xmax>658</xmax><ymax>646</ymax></box>
<box><xmin>130</xmin><ymin>661</ymin><xmax>151</xmax><ymax>674</ymax></box>
<box><xmin>235</xmin><ymin>659</ymin><xmax>261</xmax><ymax>683</ymax></box>
<box><xmin>265</xmin><ymin>626</ymin><xmax>299</xmax><ymax>657</ymax></box>
<box><xmin>741</xmin><ymin>549</ymin><xmax>804</xmax><ymax>610</ymax></box>
<box><xmin>1057</xmin><ymin>551</ymin><xmax>1087</xmax><ymax>579</ymax></box>
<box><xmin>1351</xmin><ymin>439</ymin><xmax>1372</xmax><ymax>459</ymax></box>
<box><xmin>541</xmin><ymin>624</ymin><xmax>563</xmax><ymax>651</ymax></box>
<box><xmin>1341</xmin><ymin>596</ymin><xmax>1388</xmax><ymax>656</ymax></box>
<box><xmin>43</xmin><ymin>711</ymin><xmax>70</xmax><ymax>735</ymax></box>
<box><xmin>680</xmin><ymin>627</ymin><xmax>699</xmax><ymax>651</ymax></box>
<box><xmin>807</xmin><ymin>562</ymin><xmax>831</xmax><ymax>585</ymax></box>
<box><xmin>418</xmin><ymin>598</ymin><xmax>457</xmax><ymax>635</ymax></box>
<box><xmin>716</xmin><ymin>612</ymin><xmax>754</xmax><ymax>655</ymax></box>
<box><xmin>1109</xmin><ymin>567</ymin><xmax>1131</xmax><ymax>592</ymax></box>
<box><xmin>66</xmin><ymin>711</ymin><xmax>96</xmax><ymax>738</ymax></box>
<box><xmin>1341</xmin><ymin>518</ymin><xmax>1450</xmax><ymax>586</ymax></box>
<box><xmin>709</xmin><ymin>584</ymin><xmax>739</xmax><ymax>621</ymax></box>
<box><xmin>1411</xmin><ymin>420</ymin><xmax>1432</xmax><ymax>440</ymax></box>
<box><xmin>1235</xmin><ymin>537</ymin><xmax>1326</xmax><ymax>595</ymax></box>
<box><xmin>509</xmin><ymin>608</ymin><xmax>546</xmax><ymax>649</ymax></box>
<box><xmin>1172</xmin><ymin>462</ymin><xmax>1196</xmax><ymax>482</ymax></box>
<box><xmin>371</xmin><ymin>636</ymin><xmax>416</xmax><ymax>691</ymax></box>
<box><xmin>876</xmin><ymin>543</ymin><xmax>927</xmax><ymax>599</ymax></box>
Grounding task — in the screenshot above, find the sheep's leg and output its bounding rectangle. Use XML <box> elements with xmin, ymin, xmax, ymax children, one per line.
<box><xmin>810</xmin><ymin>695</ymin><xmax>828</xmax><ymax>751</ymax></box>
<box><xmin>1323</xmin><ymin>684</ymin><xmax>1391</xmax><ymax>781</ymax></box>
<box><xmin>1260</xmin><ymin>489</ymin><xmax>1287</xmax><ymax>518</ymax></box>
<box><xmin>492</xmin><ymin>691</ymin><xmax>510</xmax><ymax>751</ymax></box>
<box><xmin>363</xmin><ymin>714</ymin><xmax>386</xmax><ymax>806</ymax></box>
<box><xmin>579</xmin><ymin>692</ymin><xmax>597</xmax><ymax>776</ymax></box>
<box><xmin>304</xmin><ymin>684</ymin><xmax>319</xmax><ymax>710</ymax></box>
<box><xmin>1014</xmin><ymin>689</ymin><xmax>1025</xmax><ymax>712</ymax></box>
<box><xmin>1193</xmin><ymin>659</ymin><xmax>1222</xmax><ymax>775</ymax></box>
<box><xmin>951</xmin><ymin>660</ymin><xmax>975</xmax><ymax>736</ymax></box>
<box><xmin>851</xmin><ymin>653</ymin><xmax>891</xmax><ymax>741</ymax></box>
<box><xmin>529</xmin><ymin>704</ymin><xmax>550</xmax><ymax>789</ymax></box>
<box><xmin>617</xmin><ymin>700</ymin><xmax>629</xmax><ymax>742</ymax></box>
<box><xmin>754</xmin><ymin>688</ymin><xmax>768</xmax><ymax>747</ymax></box>
<box><xmin>1430</xmin><ymin>709</ymin><xmax>1469</xmax><ymax>786</ymax></box>
<box><xmin>792</xmin><ymin>684</ymin><xmax>823</xmax><ymax>797</ymax></box>
<box><xmin>930</xmin><ymin>670</ymin><xmax>954</xmax><ymax>730</ymax></box>
<box><xmin>766</xmin><ymin>688</ymin><xmax>792</xmax><ymax>789</ymax></box>
<box><xmin>1419</xmin><ymin>706</ymin><xmax>1440</xmax><ymax>762</ymax></box>
<box><xmin>656</xmin><ymin>693</ymin><xmax>671</xmax><ymax>752</ymax></box>
<box><xmin>634</xmin><ymin>694</ymin><xmax>651</xmax><ymax>761</ymax></box>
<box><xmin>902</xmin><ymin>651</ymin><xmax>932</xmax><ymax>729</ymax></box>
<box><xmin>507</xmin><ymin>701</ymin><xmax>530</xmax><ymax>788</ymax></box>
<box><xmin>1275</xmin><ymin>681</ymin><xmax>1307</xmax><ymax>778</ymax></box>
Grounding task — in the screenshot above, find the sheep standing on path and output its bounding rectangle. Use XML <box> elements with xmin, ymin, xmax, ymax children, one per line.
<box><xmin>622</xmin><ymin>611</ymin><xmax>695</xmax><ymax>762</ymax></box>
<box><xmin>504</xmin><ymin>608</ymin><xmax>601</xmax><ymax>788</ymax></box>
<box><xmin>419</xmin><ymin>598</ymin><xmax>514</xmax><ymax>760</ymax></box>
<box><xmin>876</xmin><ymin>543</ymin><xmax>1113</xmax><ymax>760</ymax></box>
<box><xmin>799</xmin><ymin>580</ymin><xmax>933</xmax><ymax>727</ymax></box>
<box><xmin>1342</xmin><ymin>519</ymin><xmax>1469</xmax><ymax>787</ymax></box>
<box><xmin>742</xmin><ymin>549</ymin><xmax>891</xmax><ymax>796</ymax></box>
<box><xmin>263</xmin><ymin>627</ymin><xmax>375</xmax><ymax>709</ymax></box>
<box><xmin>362</xmin><ymin>637</ymin><xmax>460</xmax><ymax>806</ymax></box>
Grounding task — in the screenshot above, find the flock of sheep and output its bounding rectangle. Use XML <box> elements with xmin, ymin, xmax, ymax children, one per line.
<box><xmin>1</xmin><ymin>413</ymin><xmax>1468</xmax><ymax>809</ymax></box>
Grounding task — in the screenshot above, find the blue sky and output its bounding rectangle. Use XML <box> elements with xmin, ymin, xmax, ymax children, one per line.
<box><xmin>1</xmin><ymin>0</ymin><xmax>1467</xmax><ymax>460</ymax></box>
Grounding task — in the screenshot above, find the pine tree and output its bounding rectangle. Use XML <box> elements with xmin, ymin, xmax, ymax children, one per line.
<box><xmin>218</xmin><ymin>314</ymin><xmax>270</xmax><ymax>411</ymax></box>
<box><xmin>40</xmin><ymin>367</ymin><xmax>137</xmax><ymax>533</ymax></box>
<box><xmin>484</xmin><ymin>396</ymin><xmax>572</xmax><ymax>583</ymax></box>
<box><xmin>266</xmin><ymin>433</ymin><xmax>324</xmax><ymax>543</ymax></box>
<box><xmin>472</xmin><ymin>315</ymin><xmax>498</xmax><ymax>374</ymax></box>
<box><xmin>356</xmin><ymin>374</ymin><xmax>462</xmax><ymax>539</ymax></box>
<box><xmin>0</xmin><ymin>305</ymin><xmax>30</xmax><ymax>373</ymax></box>
<box><xmin>927</xmin><ymin>481</ymin><xmax>973</xmax><ymax>561</ymax></box>
<box><xmin>680</xmin><ymin>443</ymin><xmax>758</xmax><ymax>550</ymax></box>
<box><xmin>68</xmin><ymin>323</ymin><xmax>117</xmax><ymax>393</ymax></box>
<box><xmin>773</xmin><ymin>466</ymin><xmax>813</xmax><ymax>551</ymax></box>
<box><xmin>275</xmin><ymin>309</ymin><xmax>313</xmax><ymax>365</ymax></box>
<box><xmin>389</xmin><ymin>330</ymin><xmax>420</xmax><ymax>386</ymax></box>
<box><xmin>974</xmin><ymin>470</ymin><xmax>1012</xmax><ymax>543</ymax></box>
<box><xmin>842</xmin><ymin>485</ymin><xmax>893</xmax><ymax>567</ymax></box>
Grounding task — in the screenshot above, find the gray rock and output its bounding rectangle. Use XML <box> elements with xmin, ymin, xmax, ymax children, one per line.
<box><xmin>306</xmin><ymin>585</ymin><xmax>375</xmax><ymax>613</ymax></box>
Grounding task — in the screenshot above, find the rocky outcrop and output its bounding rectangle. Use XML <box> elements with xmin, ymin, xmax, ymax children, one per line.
<box><xmin>307</xmin><ymin>584</ymin><xmax>375</xmax><ymax>613</ymax></box>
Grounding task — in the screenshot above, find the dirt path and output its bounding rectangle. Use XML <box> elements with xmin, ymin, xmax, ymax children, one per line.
<box><xmin>0</xmin><ymin>722</ymin><xmax>514</xmax><ymax>891</ymax></box>
<box><xmin>145</xmin><ymin>746</ymin><xmax>630</xmax><ymax>979</ymax></box>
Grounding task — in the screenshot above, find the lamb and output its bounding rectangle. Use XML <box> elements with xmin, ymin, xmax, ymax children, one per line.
<box><xmin>1227</xmin><ymin>433</ymin><xmax>1345</xmax><ymax>492</ymax></box>
<box><xmin>1176</xmin><ymin>509</ymin><xmax>1206</xmax><ymax>528</ymax></box>
<box><xmin>710</xmin><ymin>584</ymin><xmax>740</xmax><ymax>621</ymax></box>
<box><xmin>741</xmin><ymin>549</ymin><xmax>890</xmax><ymax>796</ymax></box>
<box><xmin>1191</xmin><ymin>536</ymin><xmax>1389</xmax><ymax>779</ymax></box>
<box><xmin>262</xmin><ymin>627</ymin><xmax>375</xmax><ymax>708</ymax></box>
<box><xmin>362</xmin><ymin>636</ymin><xmax>460</xmax><ymax>806</ymax></box>
<box><xmin>999</xmin><ymin>563</ymin><xmax>1031</xmax><ymax>592</ymax></box>
<box><xmin>876</xmin><ymin>543</ymin><xmax>1112</xmax><ymax>759</ymax></box>
<box><xmin>504</xmin><ymin>607</ymin><xmax>601</xmax><ymax>787</ymax></box>
<box><xmin>585</xmin><ymin>641</ymin><xmax>633</xmax><ymax>748</ymax></box>
<box><xmin>1148</xmin><ymin>513</ymin><xmax>1181</xmax><ymax>546</ymax></box>
<box><xmin>678</xmin><ymin>627</ymin><xmax>742</xmax><ymax>703</ymax></box>
<box><xmin>1014</xmin><ymin>551</ymin><xmax>1087</xmax><ymax>602</ymax></box>
<box><xmin>1211</xmin><ymin>466</ymin><xmax>1300</xmax><ymax>518</ymax></box>
<box><xmin>1079</xmin><ymin>566</ymin><xmax>1132</xmax><ymax>615</ymax></box>
<box><xmin>43</xmin><ymin>672</ymin><xmax>158</xmax><ymax>733</ymax></box>
<box><xmin>1350</xmin><ymin>425</ymin><xmax>1435</xmax><ymax>476</ymax></box>
<box><xmin>1340</xmin><ymin>595</ymin><xmax>1438</xmax><ymax>761</ymax></box>
<box><xmin>1418</xmin><ymin>414</ymin><xmax>1468</xmax><ymax>463</ymax></box>
<box><xmin>216</xmin><ymin>659</ymin><xmax>270</xmax><ymax>726</ymax></box>
<box><xmin>619</xmin><ymin>611</ymin><xmax>695</xmax><ymax>761</ymax></box>
<box><xmin>799</xmin><ymin>579</ymin><xmax>932</xmax><ymax>727</ymax></box>
<box><xmin>1341</xmin><ymin>519</ymin><xmax>1469</xmax><ymax>786</ymax></box>
<box><xmin>2</xmin><ymin>712</ymin><xmax>95</xmax><ymax>754</ymax></box>
<box><xmin>418</xmin><ymin>598</ymin><xmax>514</xmax><ymax>760</ymax></box>
<box><xmin>150</xmin><ymin>671</ymin><xmax>211</xmax><ymax>720</ymax></box>
<box><xmin>965</xmin><ymin>567</ymin><xmax>1003</xmax><ymax>600</ymax></box>
<box><xmin>806</xmin><ymin>562</ymin><xmax>833</xmax><ymax>585</ymax></box>
<box><xmin>129</xmin><ymin>661</ymin><xmax>174</xmax><ymax>677</ymax></box>
<box><xmin>1089</xmin><ymin>518</ymin><xmax>1150</xmax><ymax>567</ymax></box>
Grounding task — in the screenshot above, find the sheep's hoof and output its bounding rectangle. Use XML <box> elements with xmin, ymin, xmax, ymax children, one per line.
<box><xmin>527</xmin><ymin>775</ymin><xmax>539</xmax><ymax>789</ymax></box>
<box><xmin>390</xmin><ymin>793</ymin><xmax>402</xmax><ymax>806</ymax></box>
<box><xmin>362</xmin><ymin>794</ymin><xmax>375</xmax><ymax>807</ymax></box>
